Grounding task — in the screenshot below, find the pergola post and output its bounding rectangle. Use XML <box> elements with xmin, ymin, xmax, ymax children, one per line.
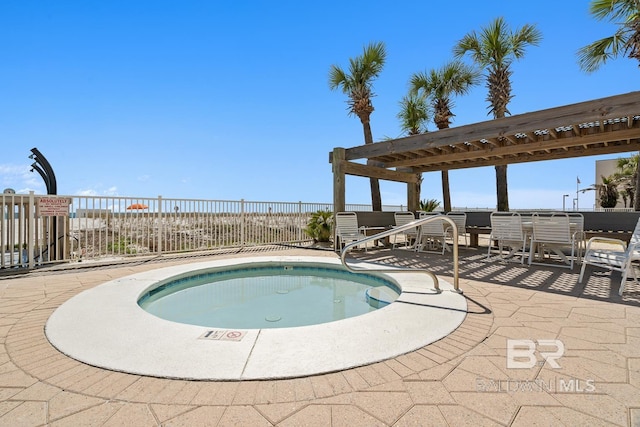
<box><xmin>407</xmin><ymin>177</ymin><xmax>420</xmax><ymax>212</ymax></box>
<box><xmin>398</xmin><ymin>167</ymin><xmax>420</xmax><ymax>212</ymax></box>
<box><xmin>332</xmin><ymin>148</ymin><xmax>346</xmax><ymax>213</ymax></box>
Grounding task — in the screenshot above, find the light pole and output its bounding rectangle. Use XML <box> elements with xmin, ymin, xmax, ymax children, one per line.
<box><xmin>576</xmin><ymin>176</ymin><xmax>581</xmax><ymax>211</ymax></box>
<box><xmin>562</xmin><ymin>194</ymin><xmax>569</xmax><ymax>211</ymax></box>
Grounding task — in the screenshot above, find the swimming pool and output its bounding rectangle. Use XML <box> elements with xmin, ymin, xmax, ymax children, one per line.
<box><xmin>138</xmin><ymin>263</ymin><xmax>400</xmax><ymax>329</ymax></box>
<box><xmin>45</xmin><ymin>256</ymin><xmax>467</xmax><ymax>380</ymax></box>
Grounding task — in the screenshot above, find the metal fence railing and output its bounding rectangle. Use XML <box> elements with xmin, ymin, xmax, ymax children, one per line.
<box><xmin>3</xmin><ymin>192</ymin><xmax>637</xmax><ymax>270</ymax></box>
<box><xmin>2</xmin><ymin>193</ymin><xmax>406</xmax><ymax>269</ymax></box>
<box><xmin>70</xmin><ymin>197</ymin><xmax>327</xmax><ymax>261</ymax></box>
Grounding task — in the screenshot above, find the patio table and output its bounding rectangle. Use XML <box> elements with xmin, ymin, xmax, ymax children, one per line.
<box><xmin>359</xmin><ymin>226</ymin><xmax>392</xmax><ymax>247</ymax></box>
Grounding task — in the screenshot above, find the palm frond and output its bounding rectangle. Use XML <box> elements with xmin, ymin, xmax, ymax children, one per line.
<box><xmin>409</xmin><ymin>72</ymin><xmax>430</xmax><ymax>97</ymax></box>
<box><xmin>578</xmin><ymin>0</ymin><xmax>640</xmax><ymax>71</ymax></box>
<box><xmin>397</xmin><ymin>94</ymin><xmax>429</xmax><ymax>135</ymax></box>
<box><xmin>577</xmin><ymin>34</ymin><xmax>628</xmax><ymax>72</ymax></box>
<box><xmin>590</xmin><ymin>0</ymin><xmax>639</xmax><ymax>21</ymax></box>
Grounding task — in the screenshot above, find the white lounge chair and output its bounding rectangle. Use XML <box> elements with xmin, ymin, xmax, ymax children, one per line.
<box><xmin>334</xmin><ymin>212</ymin><xmax>366</xmax><ymax>252</ymax></box>
<box><xmin>578</xmin><ymin>217</ymin><xmax>640</xmax><ymax>296</ymax></box>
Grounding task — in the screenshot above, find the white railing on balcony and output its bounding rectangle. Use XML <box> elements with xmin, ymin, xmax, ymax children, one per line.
<box><xmin>1</xmin><ymin>193</ymin><xmax>406</xmax><ymax>269</ymax></box>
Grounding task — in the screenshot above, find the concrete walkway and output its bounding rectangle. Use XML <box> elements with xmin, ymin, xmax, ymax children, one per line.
<box><xmin>0</xmin><ymin>246</ymin><xmax>639</xmax><ymax>426</ymax></box>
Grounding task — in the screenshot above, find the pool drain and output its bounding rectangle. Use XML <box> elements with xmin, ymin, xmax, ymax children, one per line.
<box><xmin>265</xmin><ymin>315</ymin><xmax>282</xmax><ymax>322</ymax></box>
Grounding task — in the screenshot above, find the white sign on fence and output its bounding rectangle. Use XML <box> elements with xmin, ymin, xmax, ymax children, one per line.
<box><xmin>37</xmin><ymin>196</ymin><xmax>72</xmax><ymax>217</ymax></box>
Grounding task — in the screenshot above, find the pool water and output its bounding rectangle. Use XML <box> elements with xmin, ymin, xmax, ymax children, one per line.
<box><xmin>138</xmin><ymin>264</ymin><xmax>400</xmax><ymax>329</ymax></box>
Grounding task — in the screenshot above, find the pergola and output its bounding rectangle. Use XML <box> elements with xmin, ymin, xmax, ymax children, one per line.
<box><xmin>330</xmin><ymin>91</ymin><xmax>640</xmax><ymax>212</ymax></box>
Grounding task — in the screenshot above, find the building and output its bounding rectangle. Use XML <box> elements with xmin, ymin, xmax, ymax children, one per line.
<box><xmin>595</xmin><ymin>157</ymin><xmax>632</xmax><ymax>209</ymax></box>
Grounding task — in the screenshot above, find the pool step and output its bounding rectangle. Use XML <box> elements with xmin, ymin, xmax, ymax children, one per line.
<box><xmin>365</xmin><ymin>287</ymin><xmax>400</xmax><ymax>309</ymax></box>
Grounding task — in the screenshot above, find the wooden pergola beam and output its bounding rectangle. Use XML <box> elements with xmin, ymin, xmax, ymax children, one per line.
<box><xmin>414</xmin><ymin>139</ymin><xmax>640</xmax><ymax>172</ymax></box>
<box><xmin>330</xmin><ymin>91</ymin><xmax>640</xmax><ymax>213</ymax></box>
<box><xmin>341</xmin><ymin>91</ymin><xmax>640</xmax><ymax>161</ymax></box>
<box><xmin>383</xmin><ymin>127</ymin><xmax>640</xmax><ymax>169</ymax></box>
<box><xmin>342</xmin><ymin>161</ymin><xmax>420</xmax><ymax>183</ymax></box>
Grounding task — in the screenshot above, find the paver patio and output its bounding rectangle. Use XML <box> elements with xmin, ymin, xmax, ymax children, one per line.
<box><xmin>0</xmin><ymin>245</ymin><xmax>639</xmax><ymax>426</ymax></box>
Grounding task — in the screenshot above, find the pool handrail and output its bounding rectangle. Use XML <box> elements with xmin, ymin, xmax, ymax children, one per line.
<box><xmin>340</xmin><ymin>215</ymin><xmax>460</xmax><ymax>293</ymax></box>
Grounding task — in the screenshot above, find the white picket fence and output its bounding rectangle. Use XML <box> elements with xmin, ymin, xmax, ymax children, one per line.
<box><xmin>1</xmin><ymin>193</ymin><xmax>404</xmax><ymax>269</ymax></box>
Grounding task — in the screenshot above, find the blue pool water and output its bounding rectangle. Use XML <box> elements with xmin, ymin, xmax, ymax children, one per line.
<box><xmin>138</xmin><ymin>264</ymin><xmax>400</xmax><ymax>329</ymax></box>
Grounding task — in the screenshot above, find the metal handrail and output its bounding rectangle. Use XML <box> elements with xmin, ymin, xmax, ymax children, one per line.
<box><xmin>340</xmin><ymin>215</ymin><xmax>460</xmax><ymax>293</ymax></box>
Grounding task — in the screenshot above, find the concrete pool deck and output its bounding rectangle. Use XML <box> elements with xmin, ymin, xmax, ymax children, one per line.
<box><xmin>45</xmin><ymin>256</ymin><xmax>467</xmax><ymax>380</ymax></box>
<box><xmin>1</xmin><ymin>246</ymin><xmax>640</xmax><ymax>425</ymax></box>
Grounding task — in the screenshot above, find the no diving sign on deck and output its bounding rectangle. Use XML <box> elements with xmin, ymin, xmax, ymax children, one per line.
<box><xmin>199</xmin><ymin>329</ymin><xmax>246</xmax><ymax>341</ymax></box>
<box><xmin>37</xmin><ymin>196</ymin><xmax>72</xmax><ymax>217</ymax></box>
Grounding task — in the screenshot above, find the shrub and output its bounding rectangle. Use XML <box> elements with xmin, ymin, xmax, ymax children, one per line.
<box><xmin>419</xmin><ymin>198</ymin><xmax>441</xmax><ymax>212</ymax></box>
<box><xmin>304</xmin><ymin>209</ymin><xmax>333</xmax><ymax>242</ymax></box>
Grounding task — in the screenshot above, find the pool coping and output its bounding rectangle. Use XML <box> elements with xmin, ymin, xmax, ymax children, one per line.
<box><xmin>45</xmin><ymin>256</ymin><xmax>467</xmax><ymax>380</ymax></box>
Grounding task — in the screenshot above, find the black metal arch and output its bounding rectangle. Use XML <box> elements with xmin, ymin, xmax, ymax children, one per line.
<box><xmin>29</xmin><ymin>147</ymin><xmax>57</xmax><ymax>195</ymax></box>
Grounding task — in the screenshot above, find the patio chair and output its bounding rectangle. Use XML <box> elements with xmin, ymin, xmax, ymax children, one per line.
<box><xmin>487</xmin><ymin>212</ymin><xmax>528</xmax><ymax>264</ymax></box>
<box><xmin>528</xmin><ymin>212</ymin><xmax>576</xmax><ymax>269</ymax></box>
<box><xmin>392</xmin><ymin>212</ymin><xmax>418</xmax><ymax>248</ymax></box>
<box><xmin>415</xmin><ymin>212</ymin><xmax>448</xmax><ymax>254</ymax></box>
<box><xmin>334</xmin><ymin>212</ymin><xmax>367</xmax><ymax>252</ymax></box>
<box><xmin>445</xmin><ymin>212</ymin><xmax>468</xmax><ymax>247</ymax></box>
<box><xmin>578</xmin><ymin>217</ymin><xmax>640</xmax><ymax>296</ymax></box>
<box><xmin>567</xmin><ymin>212</ymin><xmax>586</xmax><ymax>262</ymax></box>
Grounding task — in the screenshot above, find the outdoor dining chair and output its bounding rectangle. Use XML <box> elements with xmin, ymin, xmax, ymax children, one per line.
<box><xmin>528</xmin><ymin>212</ymin><xmax>576</xmax><ymax>269</ymax></box>
<box><xmin>392</xmin><ymin>211</ymin><xmax>418</xmax><ymax>248</ymax></box>
<box><xmin>487</xmin><ymin>212</ymin><xmax>528</xmax><ymax>264</ymax></box>
<box><xmin>334</xmin><ymin>212</ymin><xmax>367</xmax><ymax>252</ymax></box>
<box><xmin>578</xmin><ymin>217</ymin><xmax>640</xmax><ymax>296</ymax></box>
<box><xmin>445</xmin><ymin>212</ymin><xmax>468</xmax><ymax>247</ymax></box>
<box><xmin>567</xmin><ymin>212</ymin><xmax>586</xmax><ymax>262</ymax></box>
<box><xmin>415</xmin><ymin>212</ymin><xmax>448</xmax><ymax>254</ymax></box>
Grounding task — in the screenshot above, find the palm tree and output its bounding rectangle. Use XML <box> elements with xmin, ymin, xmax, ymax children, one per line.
<box><xmin>578</xmin><ymin>1</ymin><xmax>640</xmax><ymax>209</ymax></box>
<box><xmin>396</xmin><ymin>93</ymin><xmax>429</xmax><ymax>209</ymax></box>
<box><xmin>599</xmin><ymin>175</ymin><xmax>620</xmax><ymax>208</ymax></box>
<box><xmin>397</xmin><ymin>93</ymin><xmax>429</xmax><ymax>136</ymax></box>
<box><xmin>577</xmin><ymin>0</ymin><xmax>640</xmax><ymax>73</ymax></box>
<box><xmin>454</xmin><ymin>17</ymin><xmax>542</xmax><ymax>211</ymax></box>
<box><xmin>410</xmin><ymin>61</ymin><xmax>481</xmax><ymax>212</ymax></box>
<box><xmin>329</xmin><ymin>42</ymin><xmax>387</xmax><ymax>211</ymax></box>
<box><xmin>614</xmin><ymin>153</ymin><xmax>639</xmax><ymax>207</ymax></box>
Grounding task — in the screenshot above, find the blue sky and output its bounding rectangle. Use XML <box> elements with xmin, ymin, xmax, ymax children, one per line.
<box><xmin>0</xmin><ymin>1</ymin><xmax>637</xmax><ymax>209</ymax></box>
